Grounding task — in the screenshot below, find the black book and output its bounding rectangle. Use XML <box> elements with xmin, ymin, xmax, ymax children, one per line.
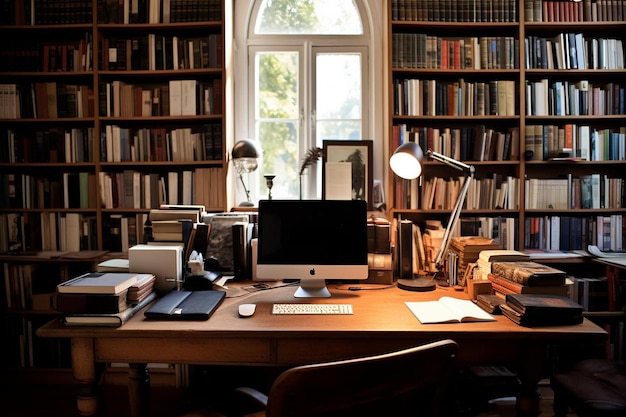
<box><xmin>504</xmin><ymin>294</ymin><xmax>584</xmax><ymax>326</ymax></box>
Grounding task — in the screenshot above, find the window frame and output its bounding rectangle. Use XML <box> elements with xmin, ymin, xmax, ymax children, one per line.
<box><xmin>232</xmin><ymin>0</ymin><xmax>385</xmax><ymax>205</ymax></box>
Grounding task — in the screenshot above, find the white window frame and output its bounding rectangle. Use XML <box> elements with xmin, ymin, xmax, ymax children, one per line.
<box><xmin>232</xmin><ymin>0</ymin><xmax>385</xmax><ymax>204</ymax></box>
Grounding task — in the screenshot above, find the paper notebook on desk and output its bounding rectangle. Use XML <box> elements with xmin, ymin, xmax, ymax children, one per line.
<box><xmin>406</xmin><ymin>297</ymin><xmax>496</xmax><ymax>324</ymax></box>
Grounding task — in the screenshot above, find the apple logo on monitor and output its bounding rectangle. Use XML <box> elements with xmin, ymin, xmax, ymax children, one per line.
<box><xmin>309</xmin><ymin>269</ymin><xmax>316</xmax><ymax>275</ymax></box>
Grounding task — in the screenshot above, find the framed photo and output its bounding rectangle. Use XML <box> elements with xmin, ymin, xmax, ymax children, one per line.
<box><xmin>322</xmin><ymin>140</ymin><xmax>373</xmax><ymax>209</ymax></box>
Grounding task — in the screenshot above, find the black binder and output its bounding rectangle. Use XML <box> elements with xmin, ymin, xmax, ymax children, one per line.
<box><xmin>144</xmin><ymin>290</ymin><xmax>225</xmax><ymax>320</ymax></box>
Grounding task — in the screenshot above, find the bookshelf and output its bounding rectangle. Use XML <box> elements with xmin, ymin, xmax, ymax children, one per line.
<box><xmin>388</xmin><ymin>0</ymin><xmax>626</xmax><ymax>257</ymax></box>
<box><xmin>0</xmin><ymin>0</ymin><xmax>227</xmax><ymax>372</ymax></box>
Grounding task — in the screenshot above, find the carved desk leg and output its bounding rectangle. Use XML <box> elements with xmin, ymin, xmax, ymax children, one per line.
<box><xmin>72</xmin><ymin>338</ymin><xmax>102</xmax><ymax>417</ymax></box>
<box><xmin>128</xmin><ymin>363</ymin><xmax>150</xmax><ymax>417</ymax></box>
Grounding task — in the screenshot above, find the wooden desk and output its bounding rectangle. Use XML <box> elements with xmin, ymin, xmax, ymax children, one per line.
<box><xmin>38</xmin><ymin>283</ymin><xmax>607</xmax><ymax>417</ymax></box>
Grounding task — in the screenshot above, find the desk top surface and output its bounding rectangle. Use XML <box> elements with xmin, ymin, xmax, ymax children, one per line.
<box><xmin>38</xmin><ymin>282</ymin><xmax>607</xmax><ymax>343</ymax></box>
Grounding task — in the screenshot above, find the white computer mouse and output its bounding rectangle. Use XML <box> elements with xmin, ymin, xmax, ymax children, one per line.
<box><xmin>238</xmin><ymin>303</ymin><xmax>256</xmax><ymax>317</ymax></box>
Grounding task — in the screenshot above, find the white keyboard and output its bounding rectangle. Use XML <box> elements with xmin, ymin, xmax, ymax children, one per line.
<box><xmin>272</xmin><ymin>303</ymin><xmax>353</xmax><ymax>315</ymax></box>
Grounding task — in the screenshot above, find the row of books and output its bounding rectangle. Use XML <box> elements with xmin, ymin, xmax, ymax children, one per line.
<box><xmin>98</xmin><ymin>167</ymin><xmax>225</xmax><ymax>210</ymax></box>
<box><xmin>525</xmin><ymin>79</ymin><xmax>625</xmax><ymax>116</ymax></box>
<box><xmin>419</xmin><ymin>174</ymin><xmax>520</xmax><ymax>211</ymax></box>
<box><xmin>391</xmin><ymin>34</ymin><xmax>519</xmax><ymax>70</ymax></box>
<box><xmin>0</xmin><ymin>212</ymin><xmax>99</xmax><ymax>253</ymax></box>
<box><xmin>100</xmin><ymin>33</ymin><xmax>223</xmax><ymax>71</ymax></box>
<box><xmin>524</xmin><ymin>214</ymin><xmax>624</xmax><ymax>252</ymax></box>
<box><xmin>100</xmin><ymin>123</ymin><xmax>222</xmax><ymax>162</ymax></box>
<box><xmin>0</xmin><ymin>82</ymin><xmax>94</xmax><ymax>120</ymax></box>
<box><xmin>524</xmin><ymin>34</ymin><xmax>624</xmax><ymax>70</ymax></box>
<box><xmin>56</xmin><ymin>271</ymin><xmax>157</xmax><ymax>327</ymax></box>
<box><xmin>99</xmin><ymin>79</ymin><xmax>222</xmax><ymax>117</ymax></box>
<box><xmin>0</xmin><ymin>0</ymin><xmax>93</xmax><ymax>25</ymax></box>
<box><xmin>393</xmin><ymin>125</ymin><xmax>521</xmax><ymax>162</ymax></box>
<box><xmin>102</xmin><ymin>213</ymin><xmax>147</xmax><ymax>252</ymax></box>
<box><xmin>526</xmin><ymin>0</ymin><xmax>626</xmax><ymax>22</ymax></box>
<box><xmin>390</xmin><ymin>0</ymin><xmax>519</xmax><ymax>22</ymax></box>
<box><xmin>525</xmin><ymin>175</ymin><xmax>624</xmax><ymax>210</ymax></box>
<box><xmin>0</xmin><ymin>166</ymin><xmax>225</xmax><ymax>211</ymax></box>
<box><xmin>396</xmin><ymin>218</ymin><xmax>444</xmax><ymax>278</ymax></box>
<box><xmin>524</xmin><ymin>125</ymin><xmax>626</xmax><ymax>162</ymax></box>
<box><xmin>0</xmin><ymin>33</ymin><xmax>93</xmax><ymax>72</ymax></box>
<box><xmin>1</xmin><ymin>171</ymin><xmax>96</xmax><ymax>210</ymax></box>
<box><xmin>98</xmin><ymin>0</ymin><xmax>223</xmax><ymax>24</ymax></box>
<box><xmin>2</xmin><ymin>262</ymin><xmax>56</xmax><ymax>310</ymax></box>
<box><xmin>0</xmin><ymin>127</ymin><xmax>94</xmax><ymax>164</ymax></box>
<box><xmin>393</xmin><ymin>78</ymin><xmax>516</xmax><ymax>117</ymax></box>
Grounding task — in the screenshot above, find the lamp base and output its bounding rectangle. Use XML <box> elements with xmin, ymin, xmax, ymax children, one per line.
<box><xmin>238</xmin><ymin>201</ymin><xmax>255</xmax><ymax>207</ymax></box>
<box><xmin>397</xmin><ymin>276</ymin><xmax>436</xmax><ymax>292</ymax></box>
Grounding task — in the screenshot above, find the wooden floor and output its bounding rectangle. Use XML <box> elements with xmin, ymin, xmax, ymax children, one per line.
<box><xmin>0</xmin><ymin>368</ymin><xmax>577</xmax><ymax>417</ymax></box>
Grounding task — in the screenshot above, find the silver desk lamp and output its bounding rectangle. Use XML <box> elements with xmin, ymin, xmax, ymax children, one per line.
<box><xmin>390</xmin><ymin>141</ymin><xmax>475</xmax><ymax>291</ymax></box>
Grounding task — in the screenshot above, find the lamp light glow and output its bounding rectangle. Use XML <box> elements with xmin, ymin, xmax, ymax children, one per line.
<box><xmin>389</xmin><ymin>142</ymin><xmax>424</xmax><ymax>180</ymax></box>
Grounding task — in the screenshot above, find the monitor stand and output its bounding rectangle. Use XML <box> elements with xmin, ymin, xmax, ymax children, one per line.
<box><xmin>293</xmin><ymin>278</ymin><xmax>331</xmax><ymax>298</ymax></box>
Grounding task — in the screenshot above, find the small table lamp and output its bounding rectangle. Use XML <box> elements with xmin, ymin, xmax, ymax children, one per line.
<box><xmin>390</xmin><ymin>141</ymin><xmax>475</xmax><ymax>291</ymax></box>
<box><xmin>232</xmin><ymin>139</ymin><xmax>261</xmax><ymax>207</ymax></box>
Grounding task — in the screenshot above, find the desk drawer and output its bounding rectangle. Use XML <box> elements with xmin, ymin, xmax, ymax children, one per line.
<box><xmin>95</xmin><ymin>338</ymin><xmax>272</xmax><ymax>365</ymax></box>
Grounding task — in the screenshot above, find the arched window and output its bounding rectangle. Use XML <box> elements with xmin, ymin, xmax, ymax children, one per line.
<box><xmin>233</xmin><ymin>0</ymin><xmax>382</xmax><ymax>203</ymax></box>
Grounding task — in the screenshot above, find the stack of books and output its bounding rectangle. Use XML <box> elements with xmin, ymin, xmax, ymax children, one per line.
<box><xmin>476</xmin><ymin>249</ymin><xmax>530</xmax><ymax>280</ymax></box>
<box><xmin>487</xmin><ymin>260</ymin><xmax>571</xmax><ymax>298</ymax></box>
<box><xmin>56</xmin><ymin>272</ymin><xmax>156</xmax><ymax>327</ymax></box>
<box><xmin>500</xmin><ymin>294</ymin><xmax>584</xmax><ymax>327</ymax></box>
<box><xmin>448</xmin><ymin>236</ymin><xmax>501</xmax><ymax>286</ymax></box>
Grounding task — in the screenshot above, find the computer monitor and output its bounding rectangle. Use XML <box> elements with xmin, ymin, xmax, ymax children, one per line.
<box><xmin>257</xmin><ymin>199</ymin><xmax>369</xmax><ymax>298</ymax></box>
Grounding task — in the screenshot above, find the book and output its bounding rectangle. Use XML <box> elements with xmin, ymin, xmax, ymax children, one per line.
<box><xmin>56</xmin><ymin>272</ymin><xmax>140</xmax><ymax>295</ymax></box>
<box><xmin>405</xmin><ymin>296</ymin><xmax>496</xmax><ymax>324</ymax></box>
<box><xmin>56</xmin><ymin>291</ymin><xmax>128</xmax><ymax>314</ymax></box>
<box><xmin>126</xmin><ymin>273</ymin><xmax>157</xmax><ymax>303</ymax></box>
<box><xmin>505</xmin><ymin>293</ymin><xmax>583</xmax><ymax>317</ymax></box>
<box><xmin>96</xmin><ymin>258</ymin><xmax>130</xmax><ymax>272</ymax></box>
<box><xmin>488</xmin><ymin>273</ymin><xmax>570</xmax><ymax>297</ymax></box>
<box><xmin>478</xmin><ymin>249</ymin><xmax>530</xmax><ymax>263</ymax></box>
<box><xmin>149</xmin><ymin>208</ymin><xmax>200</xmax><ymax>223</ymax></box>
<box><xmin>205</xmin><ymin>214</ymin><xmax>248</xmax><ymax>273</ymax></box>
<box><xmin>476</xmin><ymin>294</ymin><xmax>506</xmax><ymax>314</ymax></box>
<box><xmin>490</xmin><ymin>261</ymin><xmax>567</xmax><ymax>286</ymax></box>
<box><xmin>63</xmin><ymin>291</ymin><xmax>157</xmax><ymax>327</ymax></box>
<box><xmin>501</xmin><ymin>294</ymin><xmax>584</xmax><ymax>326</ymax></box>
<box><xmin>150</xmin><ymin>219</ymin><xmax>193</xmax><ymax>242</ymax></box>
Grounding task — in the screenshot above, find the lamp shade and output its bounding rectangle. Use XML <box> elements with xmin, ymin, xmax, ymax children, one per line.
<box><xmin>390</xmin><ymin>141</ymin><xmax>424</xmax><ymax>180</ymax></box>
<box><xmin>231</xmin><ymin>139</ymin><xmax>261</xmax><ymax>173</ymax></box>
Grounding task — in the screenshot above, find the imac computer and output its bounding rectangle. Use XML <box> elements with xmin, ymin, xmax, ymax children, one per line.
<box><xmin>257</xmin><ymin>199</ymin><xmax>369</xmax><ymax>298</ymax></box>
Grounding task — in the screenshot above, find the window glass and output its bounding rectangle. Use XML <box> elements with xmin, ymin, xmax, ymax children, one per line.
<box><xmin>255</xmin><ymin>0</ymin><xmax>362</xmax><ymax>35</ymax></box>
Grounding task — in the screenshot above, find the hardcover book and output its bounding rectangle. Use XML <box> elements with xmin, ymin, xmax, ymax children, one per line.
<box><xmin>488</xmin><ymin>273</ymin><xmax>570</xmax><ymax>297</ymax></box>
<box><xmin>501</xmin><ymin>294</ymin><xmax>584</xmax><ymax>327</ymax></box>
<box><xmin>56</xmin><ymin>291</ymin><xmax>128</xmax><ymax>314</ymax></box>
<box><xmin>56</xmin><ymin>272</ymin><xmax>140</xmax><ymax>295</ymax></box>
<box><xmin>63</xmin><ymin>291</ymin><xmax>157</xmax><ymax>327</ymax></box>
<box><xmin>490</xmin><ymin>261</ymin><xmax>567</xmax><ymax>286</ymax></box>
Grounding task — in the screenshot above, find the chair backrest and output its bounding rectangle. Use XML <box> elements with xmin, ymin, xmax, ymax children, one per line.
<box><xmin>264</xmin><ymin>339</ymin><xmax>458</xmax><ymax>417</ymax></box>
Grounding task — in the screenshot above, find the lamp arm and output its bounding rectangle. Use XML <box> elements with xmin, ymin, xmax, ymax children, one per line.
<box><xmin>427</xmin><ymin>150</ymin><xmax>473</xmax><ymax>174</ymax></box>
<box><xmin>238</xmin><ymin>172</ymin><xmax>252</xmax><ymax>203</ymax></box>
<box><xmin>425</xmin><ymin>150</ymin><xmax>476</xmax><ymax>272</ymax></box>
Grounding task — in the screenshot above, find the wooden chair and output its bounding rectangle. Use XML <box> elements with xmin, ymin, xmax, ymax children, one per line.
<box><xmin>184</xmin><ymin>339</ymin><xmax>458</xmax><ymax>417</ymax></box>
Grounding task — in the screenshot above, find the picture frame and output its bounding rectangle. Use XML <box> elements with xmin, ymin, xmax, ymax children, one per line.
<box><xmin>322</xmin><ymin>140</ymin><xmax>374</xmax><ymax>209</ymax></box>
